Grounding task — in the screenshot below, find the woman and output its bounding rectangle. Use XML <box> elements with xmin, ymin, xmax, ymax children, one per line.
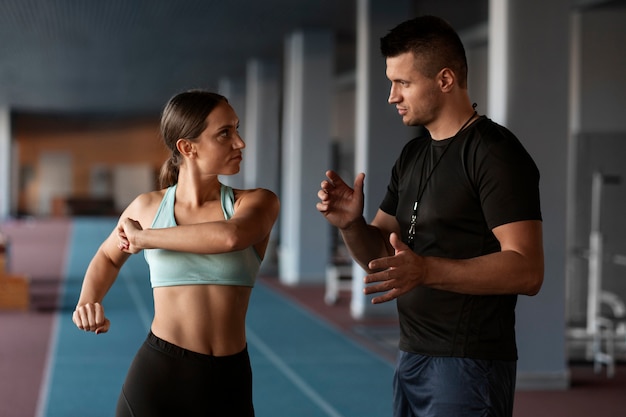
<box><xmin>72</xmin><ymin>90</ymin><xmax>279</xmax><ymax>416</ymax></box>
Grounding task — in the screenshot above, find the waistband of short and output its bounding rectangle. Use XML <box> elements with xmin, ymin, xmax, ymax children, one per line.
<box><xmin>145</xmin><ymin>331</ymin><xmax>249</xmax><ymax>363</ymax></box>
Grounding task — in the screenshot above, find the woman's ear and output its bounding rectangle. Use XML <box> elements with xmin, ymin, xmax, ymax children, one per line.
<box><xmin>176</xmin><ymin>139</ymin><xmax>196</xmax><ymax>158</ymax></box>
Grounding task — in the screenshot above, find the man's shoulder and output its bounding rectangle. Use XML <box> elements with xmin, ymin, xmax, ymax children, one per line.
<box><xmin>464</xmin><ymin>117</ymin><xmax>533</xmax><ymax>160</ymax></box>
<box><xmin>472</xmin><ymin>117</ymin><xmax>519</xmax><ymax>144</ymax></box>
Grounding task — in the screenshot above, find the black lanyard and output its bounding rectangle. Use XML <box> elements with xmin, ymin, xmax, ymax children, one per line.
<box><xmin>406</xmin><ymin>110</ymin><xmax>477</xmax><ymax>250</ymax></box>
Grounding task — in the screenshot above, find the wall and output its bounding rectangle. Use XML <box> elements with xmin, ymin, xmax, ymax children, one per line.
<box><xmin>13</xmin><ymin>114</ymin><xmax>167</xmax><ymax>216</ymax></box>
<box><xmin>567</xmin><ymin>4</ymin><xmax>626</xmax><ymax>325</ymax></box>
<box><xmin>578</xmin><ymin>6</ymin><xmax>626</xmax><ymax>132</ymax></box>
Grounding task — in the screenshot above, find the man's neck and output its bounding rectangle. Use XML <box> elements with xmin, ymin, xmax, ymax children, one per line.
<box><xmin>426</xmin><ymin>105</ymin><xmax>477</xmax><ymax>140</ymax></box>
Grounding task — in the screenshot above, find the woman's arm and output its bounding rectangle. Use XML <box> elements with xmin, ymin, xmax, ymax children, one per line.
<box><xmin>120</xmin><ymin>188</ymin><xmax>280</xmax><ymax>255</ymax></box>
<box><xmin>72</xmin><ymin>229</ymin><xmax>131</xmax><ymax>333</ymax></box>
<box><xmin>73</xmin><ymin>191</ymin><xmax>161</xmax><ymax>333</ymax></box>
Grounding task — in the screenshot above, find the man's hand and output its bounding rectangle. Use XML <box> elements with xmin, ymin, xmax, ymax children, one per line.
<box><xmin>363</xmin><ymin>233</ymin><xmax>426</xmax><ymax>304</ymax></box>
<box><xmin>316</xmin><ymin>170</ymin><xmax>365</xmax><ymax>230</ymax></box>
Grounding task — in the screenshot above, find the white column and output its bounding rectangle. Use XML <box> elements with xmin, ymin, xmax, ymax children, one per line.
<box><xmin>279</xmin><ymin>30</ymin><xmax>333</xmax><ymax>285</ymax></box>
<box><xmin>218</xmin><ymin>76</ymin><xmax>247</xmax><ymax>190</ymax></box>
<box><xmin>0</xmin><ymin>107</ymin><xmax>11</xmax><ymax>220</ymax></box>
<box><xmin>244</xmin><ymin>60</ymin><xmax>280</xmax><ymax>191</ymax></box>
<box><xmin>488</xmin><ymin>0</ymin><xmax>509</xmax><ymax>126</ymax></box>
<box><xmin>244</xmin><ymin>60</ymin><xmax>281</xmax><ymax>275</ymax></box>
<box><xmin>351</xmin><ymin>0</ymin><xmax>413</xmax><ymax>318</ymax></box>
<box><xmin>489</xmin><ymin>0</ymin><xmax>570</xmax><ymax>389</ymax></box>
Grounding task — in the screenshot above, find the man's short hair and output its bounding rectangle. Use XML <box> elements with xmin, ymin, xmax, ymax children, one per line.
<box><xmin>380</xmin><ymin>15</ymin><xmax>468</xmax><ymax>88</ymax></box>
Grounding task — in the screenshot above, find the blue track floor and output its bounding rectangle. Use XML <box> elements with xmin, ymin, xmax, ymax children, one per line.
<box><xmin>38</xmin><ymin>218</ymin><xmax>394</xmax><ymax>417</ymax></box>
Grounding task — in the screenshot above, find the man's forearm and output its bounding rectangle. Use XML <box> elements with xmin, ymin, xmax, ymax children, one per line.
<box><xmin>339</xmin><ymin>216</ymin><xmax>392</xmax><ymax>272</ymax></box>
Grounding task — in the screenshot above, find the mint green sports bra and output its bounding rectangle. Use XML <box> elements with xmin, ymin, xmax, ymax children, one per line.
<box><xmin>144</xmin><ymin>184</ymin><xmax>261</xmax><ymax>288</ymax></box>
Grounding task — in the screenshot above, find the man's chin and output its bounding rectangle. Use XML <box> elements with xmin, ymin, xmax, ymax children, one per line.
<box><xmin>401</xmin><ymin>116</ymin><xmax>415</xmax><ymax>126</ymax></box>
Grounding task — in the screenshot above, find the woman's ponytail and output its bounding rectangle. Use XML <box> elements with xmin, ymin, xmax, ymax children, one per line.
<box><xmin>158</xmin><ymin>154</ymin><xmax>181</xmax><ymax>189</ymax></box>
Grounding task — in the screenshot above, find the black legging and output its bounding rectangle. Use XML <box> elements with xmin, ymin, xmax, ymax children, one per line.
<box><xmin>116</xmin><ymin>332</ymin><xmax>254</xmax><ymax>417</ymax></box>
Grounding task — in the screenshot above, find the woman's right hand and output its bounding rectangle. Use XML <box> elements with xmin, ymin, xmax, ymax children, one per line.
<box><xmin>117</xmin><ymin>218</ymin><xmax>143</xmax><ymax>254</ymax></box>
<box><xmin>73</xmin><ymin>302</ymin><xmax>110</xmax><ymax>334</ymax></box>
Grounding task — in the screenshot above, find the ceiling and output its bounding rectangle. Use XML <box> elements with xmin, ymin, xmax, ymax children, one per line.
<box><xmin>1</xmin><ymin>0</ymin><xmax>618</xmax><ymax>116</ymax></box>
<box><xmin>0</xmin><ymin>0</ymin><xmax>494</xmax><ymax>116</ymax></box>
<box><xmin>0</xmin><ymin>0</ymin><xmax>358</xmax><ymax>114</ymax></box>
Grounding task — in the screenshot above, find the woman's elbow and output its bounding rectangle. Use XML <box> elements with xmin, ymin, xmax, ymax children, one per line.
<box><xmin>222</xmin><ymin>227</ymin><xmax>257</xmax><ymax>252</ymax></box>
<box><xmin>222</xmin><ymin>233</ymin><xmax>243</xmax><ymax>252</ymax></box>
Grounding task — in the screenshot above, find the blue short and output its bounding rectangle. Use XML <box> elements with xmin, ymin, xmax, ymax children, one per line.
<box><xmin>393</xmin><ymin>351</ymin><xmax>516</xmax><ymax>417</ymax></box>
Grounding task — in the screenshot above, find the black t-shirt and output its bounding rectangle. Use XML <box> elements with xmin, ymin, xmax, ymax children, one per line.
<box><xmin>380</xmin><ymin>116</ymin><xmax>541</xmax><ymax>360</ymax></box>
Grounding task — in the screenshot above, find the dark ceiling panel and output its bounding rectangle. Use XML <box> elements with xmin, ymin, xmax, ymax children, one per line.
<box><xmin>0</xmin><ymin>0</ymin><xmax>357</xmax><ymax>114</ymax></box>
<box><xmin>0</xmin><ymin>0</ymin><xmax>510</xmax><ymax>115</ymax></box>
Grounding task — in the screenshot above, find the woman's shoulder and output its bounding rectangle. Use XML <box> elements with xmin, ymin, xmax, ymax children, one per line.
<box><xmin>233</xmin><ymin>187</ymin><xmax>280</xmax><ymax>211</ymax></box>
<box><xmin>133</xmin><ymin>188</ymin><xmax>168</xmax><ymax>207</ymax></box>
<box><xmin>234</xmin><ymin>187</ymin><xmax>278</xmax><ymax>200</ymax></box>
<box><xmin>122</xmin><ymin>188</ymin><xmax>168</xmax><ymax>224</ymax></box>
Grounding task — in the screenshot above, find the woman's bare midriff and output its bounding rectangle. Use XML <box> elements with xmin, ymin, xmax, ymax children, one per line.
<box><xmin>151</xmin><ymin>284</ymin><xmax>252</xmax><ymax>356</ymax></box>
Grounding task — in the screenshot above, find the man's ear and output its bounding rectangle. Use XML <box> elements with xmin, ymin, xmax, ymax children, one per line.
<box><xmin>176</xmin><ymin>138</ymin><xmax>195</xmax><ymax>158</ymax></box>
<box><xmin>437</xmin><ymin>68</ymin><xmax>456</xmax><ymax>92</ymax></box>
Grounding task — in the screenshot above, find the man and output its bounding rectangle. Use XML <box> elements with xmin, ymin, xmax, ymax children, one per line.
<box><xmin>316</xmin><ymin>15</ymin><xmax>543</xmax><ymax>417</ymax></box>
